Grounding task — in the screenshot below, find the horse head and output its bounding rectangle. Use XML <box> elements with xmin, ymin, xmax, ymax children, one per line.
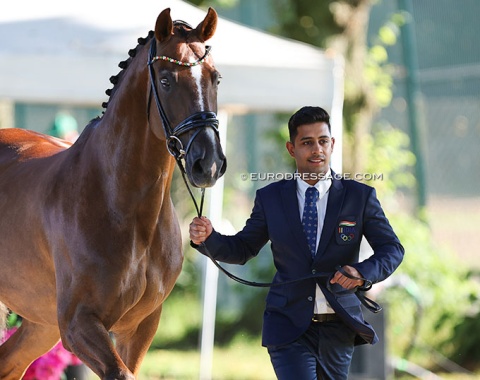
<box><xmin>148</xmin><ymin>8</ymin><xmax>227</xmax><ymax>188</ymax></box>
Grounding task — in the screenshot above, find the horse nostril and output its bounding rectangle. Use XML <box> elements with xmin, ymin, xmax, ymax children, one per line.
<box><xmin>192</xmin><ymin>157</ymin><xmax>226</xmax><ymax>179</ymax></box>
<box><xmin>219</xmin><ymin>158</ymin><xmax>227</xmax><ymax>177</ymax></box>
<box><xmin>192</xmin><ymin>159</ymin><xmax>204</xmax><ymax>175</ymax></box>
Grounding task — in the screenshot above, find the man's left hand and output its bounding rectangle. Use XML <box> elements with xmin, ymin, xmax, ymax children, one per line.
<box><xmin>330</xmin><ymin>265</ymin><xmax>364</xmax><ymax>289</ymax></box>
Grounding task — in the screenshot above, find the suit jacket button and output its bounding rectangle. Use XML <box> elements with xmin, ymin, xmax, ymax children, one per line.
<box><xmin>312</xmin><ymin>269</ymin><xmax>316</xmax><ymax>274</ymax></box>
<box><xmin>307</xmin><ymin>296</ymin><xmax>313</xmax><ymax>301</ymax></box>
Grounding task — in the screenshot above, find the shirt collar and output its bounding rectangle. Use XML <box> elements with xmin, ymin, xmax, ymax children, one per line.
<box><xmin>296</xmin><ymin>169</ymin><xmax>332</xmax><ymax>200</ymax></box>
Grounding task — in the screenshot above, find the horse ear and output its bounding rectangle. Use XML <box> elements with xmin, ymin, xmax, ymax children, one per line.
<box><xmin>155</xmin><ymin>8</ymin><xmax>173</xmax><ymax>42</ymax></box>
<box><xmin>195</xmin><ymin>7</ymin><xmax>218</xmax><ymax>42</ymax></box>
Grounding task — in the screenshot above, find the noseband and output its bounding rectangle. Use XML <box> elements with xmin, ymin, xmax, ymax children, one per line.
<box><xmin>147</xmin><ymin>31</ymin><xmax>219</xmax><ymax>215</ymax></box>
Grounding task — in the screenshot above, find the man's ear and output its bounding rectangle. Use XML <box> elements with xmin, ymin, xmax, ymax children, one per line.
<box><xmin>286</xmin><ymin>141</ymin><xmax>295</xmax><ymax>158</ymax></box>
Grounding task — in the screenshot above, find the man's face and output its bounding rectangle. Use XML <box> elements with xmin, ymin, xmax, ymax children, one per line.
<box><xmin>286</xmin><ymin>122</ymin><xmax>335</xmax><ymax>185</ymax></box>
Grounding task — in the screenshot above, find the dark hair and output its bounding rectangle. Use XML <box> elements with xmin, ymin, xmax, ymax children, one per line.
<box><xmin>288</xmin><ymin>106</ymin><xmax>331</xmax><ymax>142</ymax></box>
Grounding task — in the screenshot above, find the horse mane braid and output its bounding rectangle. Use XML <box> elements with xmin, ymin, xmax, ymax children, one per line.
<box><xmin>102</xmin><ymin>31</ymin><xmax>155</xmax><ymax>111</ymax></box>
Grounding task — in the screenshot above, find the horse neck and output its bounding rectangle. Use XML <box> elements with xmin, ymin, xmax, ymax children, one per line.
<box><xmin>82</xmin><ymin>45</ymin><xmax>175</xmax><ymax>214</ymax></box>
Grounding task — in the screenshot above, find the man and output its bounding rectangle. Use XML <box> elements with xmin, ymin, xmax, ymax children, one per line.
<box><xmin>189</xmin><ymin>106</ymin><xmax>404</xmax><ymax>379</ymax></box>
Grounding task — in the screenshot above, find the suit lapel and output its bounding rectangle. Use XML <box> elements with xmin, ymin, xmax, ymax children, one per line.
<box><xmin>316</xmin><ymin>175</ymin><xmax>345</xmax><ymax>258</ymax></box>
<box><xmin>280</xmin><ymin>180</ymin><xmax>312</xmax><ymax>259</ymax></box>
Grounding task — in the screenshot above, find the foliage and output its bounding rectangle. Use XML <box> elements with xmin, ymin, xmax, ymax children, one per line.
<box><xmin>383</xmin><ymin>213</ymin><xmax>479</xmax><ymax>365</ymax></box>
<box><xmin>151</xmin><ymin>251</ymin><xmax>272</xmax><ymax>349</ymax></box>
<box><xmin>185</xmin><ymin>0</ymin><xmax>239</xmax><ymax>8</ymax></box>
<box><xmin>365</xmin><ymin>14</ymin><xmax>405</xmax><ymax>109</ymax></box>
<box><xmin>364</xmin><ymin>127</ymin><xmax>480</xmax><ymax>371</ymax></box>
<box><xmin>270</xmin><ymin>0</ymin><xmax>343</xmax><ymax>47</ymax></box>
<box><xmin>446</xmin><ymin>286</ymin><xmax>480</xmax><ymax>371</ymax></box>
<box><xmin>151</xmin><ymin>290</ymin><xmax>203</xmax><ymax>349</ymax></box>
<box><xmin>364</xmin><ymin>122</ymin><xmax>416</xmax><ymax>200</ymax></box>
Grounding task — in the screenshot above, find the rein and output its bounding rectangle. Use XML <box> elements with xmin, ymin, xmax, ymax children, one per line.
<box><xmin>200</xmin><ymin>244</ymin><xmax>382</xmax><ymax>313</ymax></box>
<box><xmin>146</xmin><ymin>35</ymin><xmax>381</xmax><ymax>314</ymax></box>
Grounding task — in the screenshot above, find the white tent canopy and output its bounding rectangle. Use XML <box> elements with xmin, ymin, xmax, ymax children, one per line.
<box><xmin>0</xmin><ymin>0</ymin><xmax>342</xmax><ymax>113</ymax></box>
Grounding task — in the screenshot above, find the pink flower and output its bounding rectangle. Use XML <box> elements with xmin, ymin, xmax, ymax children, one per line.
<box><xmin>0</xmin><ymin>327</ymin><xmax>16</xmax><ymax>343</ymax></box>
<box><xmin>1</xmin><ymin>327</ymin><xmax>84</xmax><ymax>379</ymax></box>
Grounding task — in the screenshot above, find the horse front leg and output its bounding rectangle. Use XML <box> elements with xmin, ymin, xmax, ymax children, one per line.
<box><xmin>115</xmin><ymin>306</ymin><xmax>163</xmax><ymax>376</ymax></box>
<box><xmin>58</xmin><ymin>305</ymin><xmax>135</xmax><ymax>380</ymax></box>
<box><xmin>0</xmin><ymin>320</ymin><xmax>60</xmax><ymax>380</ymax></box>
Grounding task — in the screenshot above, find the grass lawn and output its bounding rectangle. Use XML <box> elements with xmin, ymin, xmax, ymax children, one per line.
<box><xmin>141</xmin><ymin>344</ymin><xmax>275</xmax><ymax>379</ymax></box>
<box><xmin>82</xmin><ymin>336</ymin><xmax>480</xmax><ymax>379</ymax></box>
<box><xmin>84</xmin><ymin>345</ymin><xmax>480</xmax><ymax>379</ymax></box>
<box><xmin>86</xmin><ymin>339</ymin><xmax>276</xmax><ymax>379</ymax></box>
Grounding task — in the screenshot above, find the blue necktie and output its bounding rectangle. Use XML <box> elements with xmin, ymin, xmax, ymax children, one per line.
<box><xmin>302</xmin><ymin>187</ymin><xmax>319</xmax><ymax>257</ymax></box>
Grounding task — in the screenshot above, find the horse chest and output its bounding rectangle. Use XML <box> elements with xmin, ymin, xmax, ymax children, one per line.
<box><xmin>124</xmin><ymin>239</ymin><xmax>183</xmax><ymax>306</ymax></box>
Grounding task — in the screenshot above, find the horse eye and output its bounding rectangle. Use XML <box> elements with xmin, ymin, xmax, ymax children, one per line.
<box><xmin>160</xmin><ymin>78</ymin><xmax>170</xmax><ymax>88</ymax></box>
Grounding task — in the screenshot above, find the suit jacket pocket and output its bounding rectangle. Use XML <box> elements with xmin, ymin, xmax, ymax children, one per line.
<box><xmin>335</xmin><ymin>216</ymin><xmax>359</xmax><ymax>245</ymax></box>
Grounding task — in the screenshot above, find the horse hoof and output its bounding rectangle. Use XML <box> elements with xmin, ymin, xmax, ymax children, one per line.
<box><xmin>104</xmin><ymin>370</ymin><xmax>136</xmax><ymax>380</ymax></box>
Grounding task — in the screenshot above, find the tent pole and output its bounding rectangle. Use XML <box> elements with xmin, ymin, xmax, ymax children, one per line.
<box><xmin>199</xmin><ymin>110</ymin><xmax>228</xmax><ymax>380</ymax></box>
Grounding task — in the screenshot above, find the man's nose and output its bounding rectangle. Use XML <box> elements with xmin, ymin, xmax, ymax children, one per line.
<box><xmin>312</xmin><ymin>142</ymin><xmax>323</xmax><ymax>153</ymax></box>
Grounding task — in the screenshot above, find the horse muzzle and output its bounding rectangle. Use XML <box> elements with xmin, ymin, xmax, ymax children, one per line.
<box><xmin>168</xmin><ymin>112</ymin><xmax>227</xmax><ymax>188</ymax></box>
<box><xmin>188</xmin><ymin>148</ymin><xmax>227</xmax><ymax>188</ymax></box>
<box><xmin>185</xmin><ymin>126</ymin><xmax>227</xmax><ymax>188</ymax></box>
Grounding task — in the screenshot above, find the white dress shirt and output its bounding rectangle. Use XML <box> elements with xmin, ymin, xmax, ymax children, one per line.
<box><xmin>296</xmin><ymin>171</ymin><xmax>335</xmax><ymax>314</ymax></box>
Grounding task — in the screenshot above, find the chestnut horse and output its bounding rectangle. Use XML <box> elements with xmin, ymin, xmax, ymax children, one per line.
<box><xmin>0</xmin><ymin>7</ymin><xmax>226</xmax><ymax>379</ymax></box>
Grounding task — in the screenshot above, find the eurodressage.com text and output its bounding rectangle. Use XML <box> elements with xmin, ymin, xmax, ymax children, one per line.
<box><xmin>240</xmin><ymin>172</ymin><xmax>384</xmax><ymax>182</ymax></box>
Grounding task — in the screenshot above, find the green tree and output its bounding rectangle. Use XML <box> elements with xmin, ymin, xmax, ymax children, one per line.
<box><xmin>271</xmin><ymin>0</ymin><xmax>375</xmax><ymax>174</ymax></box>
<box><xmin>186</xmin><ymin>0</ymin><xmax>238</xmax><ymax>8</ymax></box>
<box><xmin>189</xmin><ymin>0</ymin><xmax>384</xmax><ymax>173</ymax></box>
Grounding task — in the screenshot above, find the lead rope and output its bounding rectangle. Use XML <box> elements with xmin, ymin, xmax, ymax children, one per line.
<box><xmin>183</xmin><ymin>174</ymin><xmax>382</xmax><ymax>311</ymax></box>
<box><xmin>176</xmin><ymin>158</ymin><xmax>205</xmax><ymax>217</ymax></box>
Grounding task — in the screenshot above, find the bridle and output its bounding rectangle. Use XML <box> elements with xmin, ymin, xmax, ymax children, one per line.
<box><xmin>147</xmin><ymin>29</ymin><xmax>381</xmax><ymax>314</ymax></box>
<box><xmin>147</xmin><ymin>28</ymin><xmax>218</xmax><ymax>215</ymax></box>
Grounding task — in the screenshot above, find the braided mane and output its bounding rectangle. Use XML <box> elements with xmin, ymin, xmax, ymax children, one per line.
<box><xmin>101</xmin><ymin>31</ymin><xmax>154</xmax><ymax>111</ymax></box>
<box><xmin>102</xmin><ymin>21</ymin><xmax>194</xmax><ymax>112</ymax></box>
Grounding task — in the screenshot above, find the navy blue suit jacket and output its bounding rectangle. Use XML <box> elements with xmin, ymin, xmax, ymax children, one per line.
<box><xmin>195</xmin><ymin>174</ymin><xmax>404</xmax><ymax>347</ymax></box>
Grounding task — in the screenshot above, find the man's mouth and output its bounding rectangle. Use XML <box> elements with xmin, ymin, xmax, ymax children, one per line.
<box><xmin>309</xmin><ymin>156</ymin><xmax>325</xmax><ymax>164</ymax></box>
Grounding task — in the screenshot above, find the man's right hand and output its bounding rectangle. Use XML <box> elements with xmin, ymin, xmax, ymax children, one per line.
<box><xmin>189</xmin><ymin>216</ymin><xmax>213</xmax><ymax>245</ymax></box>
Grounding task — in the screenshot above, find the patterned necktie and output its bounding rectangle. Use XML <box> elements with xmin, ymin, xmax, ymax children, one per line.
<box><xmin>302</xmin><ymin>187</ymin><xmax>319</xmax><ymax>257</ymax></box>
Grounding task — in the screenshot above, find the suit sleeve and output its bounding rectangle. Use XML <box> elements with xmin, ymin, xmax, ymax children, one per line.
<box><xmin>354</xmin><ymin>187</ymin><xmax>404</xmax><ymax>283</ymax></box>
<box><xmin>192</xmin><ymin>190</ymin><xmax>270</xmax><ymax>265</ymax></box>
